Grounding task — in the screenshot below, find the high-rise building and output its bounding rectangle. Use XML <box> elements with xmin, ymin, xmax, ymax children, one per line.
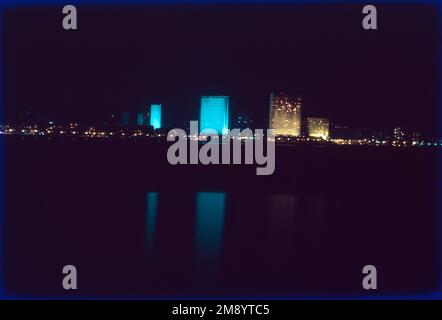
<box><xmin>200</xmin><ymin>96</ymin><xmax>229</xmax><ymax>134</ymax></box>
<box><xmin>150</xmin><ymin>104</ymin><xmax>162</xmax><ymax>129</ymax></box>
<box><xmin>269</xmin><ymin>92</ymin><xmax>301</xmax><ymax>136</ymax></box>
<box><xmin>121</xmin><ymin>112</ymin><xmax>130</xmax><ymax>126</ymax></box>
<box><xmin>137</xmin><ymin>112</ymin><xmax>147</xmax><ymax>126</ymax></box>
<box><xmin>307</xmin><ymin>118</ymin><xmax>329</xmax><ymax>139</ymax></box>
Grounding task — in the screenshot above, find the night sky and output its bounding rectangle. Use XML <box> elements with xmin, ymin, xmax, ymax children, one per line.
<box><xmin>3</xmin><ymin>4</ymin><xmax>440</xmax><ymax>136</ymax></box>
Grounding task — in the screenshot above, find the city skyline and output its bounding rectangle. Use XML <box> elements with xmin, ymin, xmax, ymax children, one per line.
<box><xmin>3</xmin><ymin>4</ymin><xmax>439</xmax><ymax>138</ymax></box>
<box><xmin>2</xmin><ymin>92</ymin><xmax>440</xmax><ymax>146</ymax></box>
<box><xmin>5</xmin><ymin>89</ymin><xmax>439</xmax><ymax>143</ymax></box>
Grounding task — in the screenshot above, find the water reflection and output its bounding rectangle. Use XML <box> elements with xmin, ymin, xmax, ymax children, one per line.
<box><xmin>134</xmin><ymin>190</ymin><xmax>439</xmax><ymax>295</ymax></box>
<box><xmin>194</xmin><ymin>192</ymin><xmax>226</xmax><ymax>289</ymax></box>
<box><xmin>5</xmin><ymin>139</ymin><xmax>439</xmax><ymax>296</ymax></box>
<box><xmin>145</xmin><ymin>191</ymin><xmax>227</xmax><ymax>263</ymax></box>
<box><xmin>146</xmin><ymin>192</ymin><xmax>159</xmax><ymax>255</ymax></box>
<box><xmin>195</xmin><ymin>192</ymin><xmax>226</xmax><ymax>263</ymax></box>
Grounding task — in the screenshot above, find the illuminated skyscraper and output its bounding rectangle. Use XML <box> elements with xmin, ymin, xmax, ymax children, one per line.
<box><xmin>307</xmin><ymin>118</ymin><xmax>329</xmax><ymax>139</ymax></box>
<box><xmin>269</xmin><ymin>92</ymin><xmax>301</xmax><ymax>136</ymax></box>
<box><xmin>200</xmin><ymin>96</ymin><xmax>229</xmax><ymax>135</ymax></box>
<box><xmin>150</xmin><ymin>104</ymin><xmax>162</xmax><ymax>129</ymax></box>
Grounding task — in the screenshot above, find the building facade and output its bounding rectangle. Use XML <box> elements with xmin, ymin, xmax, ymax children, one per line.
<box><xmin>200</xmin><ymin>96</ymin><xmax>229</xmax><ymax>135</ymax></box>
<box><xmin>269</xmin><ymin>92</ymin><xmax>301</xmax><ymax>136</ymax></box>
<box><xmin>307</xmin><ymin>117</ymin><xmax>330</xmax><ymax>139</ymax></box>
<box><xmin>150</xmin><ymin>104</ymin><xmax>162</xmax><ymax>129</ymax></box>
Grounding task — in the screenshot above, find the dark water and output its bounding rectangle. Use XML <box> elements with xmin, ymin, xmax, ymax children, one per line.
<box><xmin>2</xmin><ymin>137</ymin><xmax>440</xmax><ymax>297</ymax></box>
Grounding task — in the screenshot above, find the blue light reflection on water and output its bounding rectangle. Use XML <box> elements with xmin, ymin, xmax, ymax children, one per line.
<box><xmin>146</xmin><ymin>192</ymin><xmax>159</xmax><ymax>256</ymax></box>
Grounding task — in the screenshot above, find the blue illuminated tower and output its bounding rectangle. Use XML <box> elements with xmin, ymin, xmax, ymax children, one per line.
<box><xmin>150</xmin><ymin>104</ymin><xmax>162</xmax><ymax>129</ymax></box>
<box><xmin>200</xmin><ymin>96</ymin><xmax>229</xmax><ymax>135</ymax></box>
